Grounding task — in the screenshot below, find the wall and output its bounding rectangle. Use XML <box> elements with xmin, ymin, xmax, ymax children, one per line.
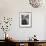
<box><xmin>0</xmin><ymin>0</ymin><xmax>46</xmax><ymax>40</ymax></box>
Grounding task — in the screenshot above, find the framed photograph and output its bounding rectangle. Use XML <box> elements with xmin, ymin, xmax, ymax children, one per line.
<box><xmin>19</xmin><ymin>12</ymin><xmax>32</xmax><ymax>28</ymax></box>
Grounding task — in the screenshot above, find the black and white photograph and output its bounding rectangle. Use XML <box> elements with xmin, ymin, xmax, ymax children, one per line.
<box><xmin>19</xmin><ymin>12</ymin><xmax>32</xmax><ymax>28</ymax></box>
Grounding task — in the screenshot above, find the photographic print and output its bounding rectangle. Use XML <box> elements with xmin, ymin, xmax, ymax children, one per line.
<box><xmin>19</xmin><ymin>12</ymin><xmax>32</xmax><ymax>28</ymax></box>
